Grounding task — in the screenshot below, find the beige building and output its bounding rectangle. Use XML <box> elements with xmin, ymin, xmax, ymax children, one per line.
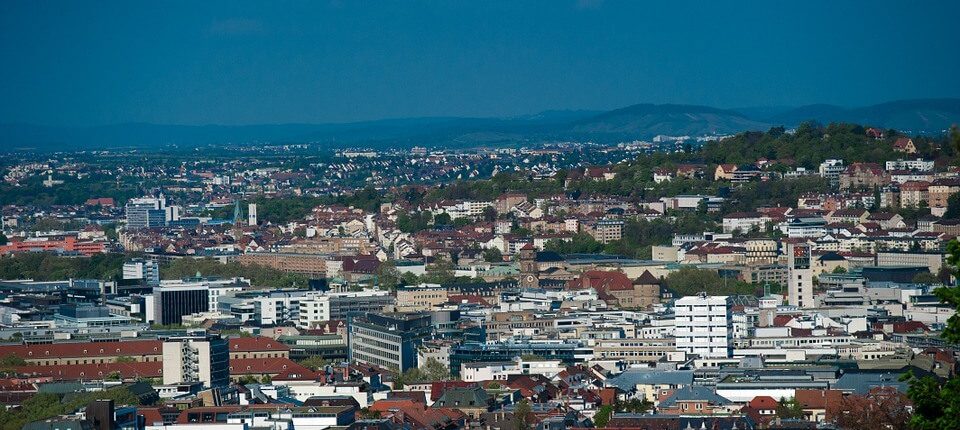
<box><xmin>593</xmin><ymin>338</ymin><xmax>679</xmax><ymax>366</ymax></box>
<box><xmin>745</xmin><ymin>239</ymin><xmax>778</xmax><ymax>265</ymax></box>
<box><xmin>839</xmin><ymin>163</ymin><xmax>888</xmax><ymax>190</ymax></box>
<box><xmin>395</xmin><ymin>284</ymin><xmax>449</xmax><ymax>312</ymax></box>
<box><xmin>239</xmin><ymin>252</ymin><xmax>328</xmax><ymax>277</ymax></box>
<box><xmin>928</xmin><ymin>178</ymin><xmax>960</xmax><ymax>210</ymax></box>
<box><xmin>899</xmin><ymin>181</ymin><xmax>930</xmax><ymax>208</ymax></box>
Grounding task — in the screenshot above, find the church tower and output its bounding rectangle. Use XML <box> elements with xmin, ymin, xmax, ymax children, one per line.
<box><xmin>518</xmin><ymin>243</ymin><xmax>539</xmax><ymax>289</ymax></box>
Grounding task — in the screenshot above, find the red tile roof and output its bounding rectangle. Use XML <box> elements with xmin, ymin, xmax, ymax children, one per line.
<box><xmin>229</xmin><ymin>336</ymin><xmax>290</xmax><ymax>352</ymax></box>
<box><xmin>15</xmin><ymin>361</ymin><xmax>162</xmax><ymax>380</ymax></box>
<box><xmin>229</xmin><ymin>358</ymin><xmax>310</xmax><ymax>375</ymax></box>
<box><xmin>0</xmin><ymin>340</ymin><xmax>162</xmax><ymax>360</ymax></box>
<box><xmin>795</xmin><ymin>389</ymin><xmax>843</xmax><ymax>410</ymax></box>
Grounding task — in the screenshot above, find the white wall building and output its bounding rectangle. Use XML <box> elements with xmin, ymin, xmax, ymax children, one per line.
<box><xmin>787</xmin><ymin>243</ymin><xmax>814</xmax><ymax>308</ymax></box>
<box><xmin>123</xmin><ymin>259</ymin><xmax>160</xmax><ymax>286</ymax></box>
<box><xmin>674</xmin><ymin>294</ymin><xmax>733</xmax><ymax>358</ymax></box>
<box><xmin>162</xmin><ymin>334</ymin><xmax>229</xmax><ymax>388</ymax></box>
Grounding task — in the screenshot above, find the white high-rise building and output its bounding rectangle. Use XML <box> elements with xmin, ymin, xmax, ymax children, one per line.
<box><xmin>248</xmin><ymin>203</ymin><xmax>258</xmax><ymax>226</ymax></box>
<box><xmin>162</xmin><ymin>333</ymin><xmax>229</xmax><ymax>388</ymax></box>
<box><xmin>674</xmin><ymin>293</ymin><xmax>733</xmax><ymax>358</ymax></box>
<box><xmin>787</xmin><ymin>243</ymin><xmax>814</xmax><ymax>308</ymax></box>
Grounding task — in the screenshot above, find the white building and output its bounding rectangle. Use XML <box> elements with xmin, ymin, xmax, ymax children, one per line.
<box><xmin>461</xmin><ymin>358</ymin><xmax>566</xmax><ymax>382</ymax></box>
<box><xmin>122</xmin><ymin>259</ymin><xmax>160</xmax><ymax>286</ymax></box>
<box><xmin>162</xmin><ymin>334</ymin><xmax>229</xmax><ymax>388</ymax></box>
<box><xmin>819</xmin><ymin>159</ymin><xmax>845</xmax><ymax>184</ymax></box>
<box><xmin>722</xmin><ymin>212</ymin><xmax>771</xmax><ymax>234</ymax></box>
<box><xmin>780</xmin><ymin>217</ymin><xmax>827</xmax><ymax>239</ymax></box>
<box><xmin>885</xmin><ymin>158</ymin><xmax>934</xmax><ymax>172</ymax></box>
<box><xmin>248</xmin><ymin>203</ymin><xmax>258</xmax><ymax>226</ymax></box>
<box><xmin>787</xmin><ymin>243</ymin><xmax>814</xmax><ymax>308</ymax></box>
<box><xmin>674</xmin><ymin>294</ymin><xmax>733</xmax><ymax>358</ymax></box>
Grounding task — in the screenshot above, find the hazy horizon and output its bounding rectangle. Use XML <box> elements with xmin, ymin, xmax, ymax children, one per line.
<box><xmin>2</xmin><ymin>1</ymin><xmax>959</xmax><ymax>127</ymax></box>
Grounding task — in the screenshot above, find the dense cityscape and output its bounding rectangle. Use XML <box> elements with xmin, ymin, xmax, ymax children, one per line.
<box><xmin>3</xmin><ymin>2</ymin><xmax>960</xmax><ymax>430</ymax></box>
<box><xmin>1</xmin><ymin>122</ymin><xmax>959</xmax><ymax>430</ymax></box>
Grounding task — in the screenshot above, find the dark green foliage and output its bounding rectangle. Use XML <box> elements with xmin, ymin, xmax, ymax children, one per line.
<box><xmin>297</xmin><ymin>356</ymin><xmax>332</xmax><ymax>371</ymax></box>
<box><xmin>513</xmin><ymin>399</ymin><xmax>532</xmax><ymax>430</ymax></box>
<box><xmin>0</xmin><ymin>385</ymin><xmax>151</xmax><ymax>430</ymax></box>
<box><xmin>374</xmin><ymin>260</ymin><xmax>401</xmax><ymax>290</ymax></box>
<box><xmin>612</xmin><ymin>398</ymin><xmax>652</xmax><ymax>413</ymax></box>
<box><xmin>396</xmin><ymin>211</ymin><xmax>432</xmax><ymax>233</ymax></box>
<box><xmin>726</xmin><ymin>176</ymin><xmax>830</xmax><ymax>211</ymax></box>
<box><xmin>161</xmin><ymin>258</ymin><xmax>309</xmax><ymax>289</ymax></box>
<box><xmin>0</xmin><ymin>253</ymin><xmax>126</xmax><ymax>281</ymax></box>
<box><xmin>482</xmin><ymin>247</ymin><xmax>503</xmax><ymax>263</ymax></box>
<box><xmin>593</xmin><ymin>405</ymin><xmax>613</xmax><ymax>428</ymax></box>
<box><xmin>903</xmin><ymin>239</ymin><xmax>960</xmax><ymax>430</ymax></box>
<box><xmin>425</xmin><ymin>173</ymin><xmax>564</xmax><ymax>202</ymax></box>
<box><xmin>433</xmin><ymin>212</ymin><xmax>452</xmax><ymax>226</ymax></box>
<box><xmin>665</xmin><ymin>267</ymin><xmax>761</xmax><ymax>297</ymax></box>
<box><xmin>701</xmin><ymin>122</ymin><xmax>899</xmax><ymax>168</ymax></box>
<box><xmin>421</xmin><ymin>258</ymin><xmax>455</xmax><ymax>284</ymax></box>
<box><xmin>776</xmin><ymin>397</ymin><xmax>804</xmax><ymax>419</ymax></box>
<box><xmin>247</xmin><ymin>196</ymin><xmax>325</xmax><ymax>224</ymax></box>
<box><xmin>544</xmin><ymin>233</ymin><xmax>604</xmax><ymax>254</ymax></box>
<box><xmin>0</xmin><ymin>173</ymin><xmax>143</xmax><ymax>206</ymax></box>
<box><xmin>943</xmin><ymin>193</ymin><xmax>960</xmax><ymax>220</ymax></box>
<box><xmin>28</xmin><ymin>218</ymin><xmax>82</xmax><ymax>232</ymax></box>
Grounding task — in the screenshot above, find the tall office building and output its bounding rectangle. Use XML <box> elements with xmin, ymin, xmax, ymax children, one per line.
<box><xmin>787</xmin><ymin>243</ymin><xmax>814</xmax><ymax>308</ymax></box>
<box><xmin>152</xmin><ymin>284</ymin><xmax>210</xmax><ymax>325</ymax></box>
<box><xmin>151</xmin><ymin>277</ymin><xmax>247</xmax><ymax>325</ymax></box>
<box><xmin>349</xmin><ymin>312</ymin><xmax>432</xmax><ymax>371</ymax></box>
<box><xmin>123</xmin><ymin>258</ymin><xmax>160</xmax><ymax>286</ymax></box>
<box><xmin>674</xmin><ymin>293</ymin><xmax>733</xmax><ymax>358</ymax></box>
<box><xmin>125</xmin><ymin>204</ymin><xmax>166</xmax><ymax>230</ymax></box>
<box><xmin>248</xmin><ymin>203</ymin><xmax>258</xmax><ymax>226</ymax></box>
<box><xmin>162</xmin><ymin>333</ymin><xmax>229</xmax><ymax>388</ymax></box>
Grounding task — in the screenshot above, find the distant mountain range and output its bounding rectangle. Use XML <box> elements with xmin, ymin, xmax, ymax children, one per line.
<box><xmin>2</xmin><ymin>98</ymin><xmax>958</xmax><ymax>151</ymax></box>
<box><xmin>765</xmin><ymin>98</ymin><xmax>960</xmax><ymax>133</ymax></box>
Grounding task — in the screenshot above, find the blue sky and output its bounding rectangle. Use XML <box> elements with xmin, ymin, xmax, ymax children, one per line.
<box><xmin>1</xmin><ymin>0</ymin><xmax>958</xmax><ymax>126</ymax></box>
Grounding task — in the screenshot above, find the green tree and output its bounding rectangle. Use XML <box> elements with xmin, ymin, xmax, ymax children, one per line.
<box><xmin>297</xmin><ymin>356</ymin><xmax>331</xmax><ymax>371</ymax></box>
<box><xmin>594</xmin><ymin>405</ymin><xmax>613</xmax><ymax>428</ymax></box>
<box><xmin>944</xmin><ymin>193</ymin><xmax>960</xmax><ymax>220</ymax></box>
<box><xmin>665</xmin><ymin>267</ymin><xmax>758</xmax><ymax>296</ymax></box>
<box><xmin>374</xmin><ymin>260</ymin><xmax>401</xmax><ymax>290</ymax></box>
<box><xmin>904</xmin><ymin>239</ymin><xmax>960</xmax><ymax>430</ymax></box>
<box><xmin>544</xmin><ymin>233</ymin><xmax>603</xmax><ymax>254</ymax></box>
<box><xmin>423</xmin><ymin>257</ymin><xmax>455</xmax><ymax>284</ymax></box>
<box><xmin>513</xmin><ymin>399</ymin><xmax>532</xmax><ymax>430</ymax></box>
<box><xmin>776</xmin><ymin>397</ymin><xmax>804</xmax><ymax>419</ymax></box>
<box><xmin>912</xmin><ymin>272</ymin><xmax>941</xmax><ymax>285</ymax></box>
<box><xmin>433</xmin><ymin>212</ymin><xmax>452</xmax><ymax>226</ymax></box>
<box><xmin>392</xmin><ymin>358</ymin><xmax>450</xmax><ymax>384</ymax></box>
<box><xmin>613</xmin><ymin>398</ymin><xmax>652</xmax><ymax>413</ymax></box>
<box><xmin>482</xmin><ymin>206</ymin><xmax>497</xmax><ymax>222</ymax></box>
<box><xmin>482</xmin><ymin>247</ymin><xmax>503</xmax><ymax>263</ymax></box>
<box><xmin>357</xmin><ymin>408</ymin><xmax>382</xmax><ymax>420</ymax></box>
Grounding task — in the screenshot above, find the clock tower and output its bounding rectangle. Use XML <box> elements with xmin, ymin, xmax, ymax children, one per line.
<box><xmin>518</xmin><ymin>243</ymin><xmax>539</xmax><ymax>289</ymax></box>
